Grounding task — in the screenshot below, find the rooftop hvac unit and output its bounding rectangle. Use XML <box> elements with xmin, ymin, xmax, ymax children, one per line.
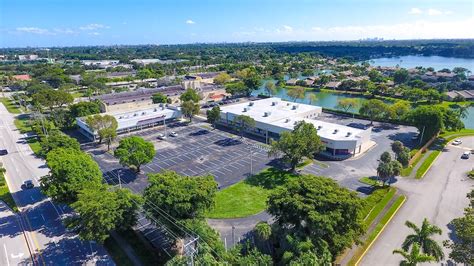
<box><xmin>346</xmin><ymin>132</ymin><xmax>352</xmax><ymax>137</ymax></box>
<box><xmin>287</xmin><ymin>102</ymin><xmax>290</xmax><ymax>106</ymax></box>
<box><xmin>285</xmin><ymin>118</ymin><xmax>290</xmax><ymax>123</ymax></box>
<box><xmin>154</xmin><ymin>108</ymin><xmax>158</xmax><ymax>112</ymax></box>
<box><xmin>249</xmin><ymin>102</ymin><xmax>254</xmax><ymax>106</ymax></box>
<box><xmin>142</xmin><ymin>112</ymin><xmax>146</xmax><ymax>115</ymax></box>
<box><xmin>272</xmin><ymin>101</ymin><xmax>278</xmax><ymax>106</ymax></box>
<box><xmin>317</xmin><ymin>125</ymin><xmax>322</xmax><ymax>130</ymax></box>
<box><xmin>264</xmin><ymin>111</ymin><xmax>272</xmax><ymax>117</ymax></box>
<box><xmin>294</xmin><ymin>121</ymin><xmax>298</xmax><ymax>125</ymax></box>
<box><xmin>292</xmin><ymin>105</ymin><xmax>298</xmax><ymax>110</ymax></box>
<box><xmin>243</xmin><ymin>107</ymin><xmax>249</xmax><ymax>112</ymax></box>
<box><xmin>333</xmin><ymin>129</ymin><xmax>338</xmax><ymax>134</ymax></box>
<box><xmin>134</xmin><ymin>113</ymin><xmax>138</xmax><ymax>117</ymax></box>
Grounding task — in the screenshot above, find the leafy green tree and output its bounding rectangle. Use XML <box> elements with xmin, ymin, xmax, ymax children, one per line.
<box><xmin>336</xmin><ymin>98</ymin><xmax>359</xmax><ymax>112</ymax></box>
<box><xmin>85</xmin><ymin>114</ymin><xmax>118</xmax><ymax>144</ymax></box>
<box><xmin>393</xmin><ymin>69</ymin><xmax>410</xmax><ymax>84</ymax></box>
<box><xmin>213</xmin><ymin>72</ymin><xmax>231</xmax><ymax>85</ymax></box>
<box><xmin>114</xmin><ymin>136</ymin><xmax>155</xmax><ymax>173</ymax></box>
<box><xmin>254</xmin><ymin>221</ymin><xmax>272</xmax><ymax>241</ymax></box>
<box><xmin>237</xmin><ymin>67</ymin><xmax>262</xmax><ymax>95</ymax></box>
<box><xmin>180</xmin><ymin>88</ymin><xmax>200</xmax><ymax>103</ymax></box>
<box><xmin>444</xmin><ymin>190</ymin><xmax>473</xmax><ymax>264</ymax></box>
<box><xmin>269</xmin><ymin>121</ymin><xmax>324</xmax><ymax>171</ymax></box>
<box><xmin>40</xmin><ymin>148</ymin><xmax>103</xmax><ymax>204</ymax></box>
<box><xmin>69</xmin><ymin>101</ymin><xmax>100</xmax><ymax>118</ymax></box>
<box><xmin>181</xmin><ymin>100</ymin><xmax>200</xmax><ymax>122</ymax></box>
<box><xmin>405</xmin><ymin>106</ymin><xmax>443</xmax><ymax>144</ymax></box>
<box><xmin>368</xmin><ymin>69</ymin><xmax>383</xmax><ymax>83</ymax></box>
<box><xmin>376</xmin><ymin>152</ymin><xmax>402</xmax><ymax>186</ymax></box>
<box><xmin>391</xmin><ymin>141</ymin><xmax>404</xmax><ymax>155</ymax></box>
<box><xmin>442</xmin><ymin>108</ymin><xmax>465</xmax><ymax>132</ymax></box>
<box><xmin>393</xmin><ymin>243</ymin><xmax>435</xmax><ymax>266</ymax></box>
<box><xmin>206</xmin><ymin>106</ymin><xmax>221</xmax><ymax>129</ymax></box>
<box><xmin>287</xmin><ymin>87</ymin><xmax>305</xmax><ymax>102</ymax></box>
<box><xmin>402</xmin><ymin>219</ymin><xmax>444</xmax><ymax>261</ymax></box>
<box><xmin>265</xmin><ymin>81</ymin><xmax>277</xmax><ymax>96</ymax></box>
<box><xmin>32</xmin><ymin>89</ymin><xmax>74</xmax><ymax>111</ymax></box>
<box><xmin>390</xmin><ymin>101</ymin><xmax>411</xmax><ymax>120</ymax></box>
<box><xmin>268</xmin><ymin>174</ymin><xmax>364</xmax><ymax>258</ymax></box>
<box><xmin>234</xmin><ymin>114</ymin><xmax>256</xmax><ymax>137</ymax></box>
<box><xmin>39</xmin><ymin>131</ymin><xmax>80</xmax><ymax>157</ymax></box>
<box><xmin>151</xmin><ymin>92</ymin><xmax>169</xmax><ymax>104</ymax></box>
<box><xmin>143</xmin><ymin>171</ymin><xmax>217</xmax><ymax>231</ymax></box>
<box><xmin>225</xmin><ymin>81</ymin><xmax>247</xmax><ymax>96</ymax></box>
<box><xmin>67</xmin><ymin>185</ymin><xmax>142</xmax><ymax>243</ymax></box>
<box><xmin>359</xmin><ymin>99</ymin><xmax>389</xmax><ymax>125</ymax></box>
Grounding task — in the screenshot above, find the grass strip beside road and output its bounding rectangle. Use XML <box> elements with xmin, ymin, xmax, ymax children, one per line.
<box><xmin>361</xmin><ymin>187</ymin><xmax>396</xmax><ymax>229</ymax></box>
<box><xmin>350</xmin><ymin>195</ymin><xmax>406</xmax><ymax>266</ymax></box>
<box><xmin>401</xmin><ymin>150</ymin><xmax>424</xmax><ymax>177</ymax></box>
<box><xmin>0</xmin><ymin>97</ymin><xmax>21</xmax><ymax>114</ymax></box>
<box><xmin>415</xmin><ymin>151</ymin><xmax>440</xmax><ymax>179</ymax></box>
<box><xmin>0</xmin><ymin>169</ymin><xmax>19</xmax><ymax>212</ymax></box>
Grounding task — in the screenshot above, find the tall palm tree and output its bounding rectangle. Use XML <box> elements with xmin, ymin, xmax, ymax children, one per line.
<box><xmin>457</xmin><ymin>104</ymin><xmax>469</xmax><ymax>119</ymax></box>
<box><xmin>402</xmin><ymin>219</ymin><xmax>444</xmax><ymax>261</ymax></box>
<box><xmin>393</xmin><ymin>243</ymin><xmax>436</xmax><ymax>266</ymax></box>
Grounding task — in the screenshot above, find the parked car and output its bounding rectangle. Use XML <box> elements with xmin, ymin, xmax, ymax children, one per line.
<box><xmin>22</xmin><ymin>180</ymin><xmax>34</xmax><ymax>189</ymax></box>
<box><xmin>461</xmin><ymin>151</ymin><xmax>470</xmax><ymax>159</ymax></box>
<box><xmin>0</xmin><ymin>149</ymin><xmax>8</xmax><ymax>155</ymax></box>
<box><xmin>169</xmin><ymin>131</ymin><xmax>178</xmax><ymax>137</ymax></box>
<box><xmin>452</xmin><ymin>139</ymin><xmax>462</xmax><ymax>145</ymax></box>
<box><xmin>157</xmin><ymin>133</ymin><xmax>166</xmax><ymax>140</ymax></box>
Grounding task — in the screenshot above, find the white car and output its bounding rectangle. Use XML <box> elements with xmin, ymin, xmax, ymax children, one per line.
<box><xmin>169</xmin><ymin>132</ymin><xmax>178</xmax><ymax>137</ymax></box>
<box><xmin>452</xmin><ymin>139</ymin><xmax>462</xmax><ymax>145</ymax></box>
<box><xmin>157</xmin><ymin>133</ymin><xmax>166</xmax><ymax>140</ymax></box>
<box><xmin>461</xmin><ymin>151</ymin><xmax>470</xmax><ymax>159</ymax></box>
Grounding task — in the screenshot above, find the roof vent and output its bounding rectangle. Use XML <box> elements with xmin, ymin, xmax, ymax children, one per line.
<box><xmin>333</xmin><ymin>129</ymin><xmax>338</xmax><ymax>134</ymax></box>
<box><xmin>134</xmin><ymin>113</ymin><xmax>138</xmax><ymax>117</ymax></box>
<box><xmin>285</xmin><ymin>118</ymin><xmax>290</xmax><ymax>123</ymax></box>
<box><xmin>142</xmin><ymin>112</ymin><xmax>146</xmax><ymax>115</ymax></box>
<box><xmin>346</xmin><ymin>132</ymin><xmax>352</xmax><ymax>137</ymax></box>
<box><xmin>287</xmin><ymin>102</ymin><xmax>290</xmax><ymax>106</ymax></box>
<box><xmin>248</xmin><ymin>102</ymin><xmax>254</xmax><ymax>106</ymax></box>
<box><xmin>272</xmin><ymin>101</ymin><xmax>278</xmax><ymax>106</ymax></box>
<box><xmin>294</xmin><ymin>121</ymin><xmax>298</xmax><ymax>125</ymax></box>
<box><xmin>243</xmin><ymin>107</ymin><xmax>249</xmax><ymax>112</ymax></box>
<box><xmin>317</xmin><ymin>125</ymin><xmax>322</xmax><ymax>130</ymax></box>
<box><xmin>292</xmin><ymin>105</ymin><xmax>298</xmax><ymax>110</ymax></box>
<box><xmin>263</xmin><ymin>111</ymin><xmax>272</xmax><ymax>117</ymax></box>
<box><xmin>154</xmin><ymin>108</ymin><xmax>158</xmax><ymax>112</ymax></box>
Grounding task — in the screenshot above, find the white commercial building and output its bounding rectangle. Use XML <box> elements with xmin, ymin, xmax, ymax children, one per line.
<box><xmin>219</xmin><ymin>97</ymin><xmax>371</xmax><ymax>159</ymax></box>
<box><xmin>77</xmin><ymin>104</ymin><xmax>181</xmax><ymax>141</ymax></box>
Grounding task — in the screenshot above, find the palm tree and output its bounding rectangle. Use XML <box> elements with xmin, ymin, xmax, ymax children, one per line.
<box><xmin>308</xmin><ymin>94</ymin><xmax>318</xmax><ymax>105</ymax></box>
<box><xmin>402</xmin><ymin>219</ymin><xmax>444</xmax><ymax>261</ymax></box>
<box><xmin>457</xmin><ymin>104</ymin><xmax>469</xmax><ymax>119</ymax></box>
<box><xmin>393</xmin><ymin>243</ymin><xmax>436</xmax><ymax>266</ymax></box>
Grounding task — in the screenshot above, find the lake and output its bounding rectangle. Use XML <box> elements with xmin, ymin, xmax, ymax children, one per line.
<box><xmin>367</xmin><ymin>55</ymin><xmax>474</xmax><ymax>72</ymax></box>
<box><xmin>252</xmin><ymin>82</ymin><xmax>474</xmax><ymax>129</ymax></box>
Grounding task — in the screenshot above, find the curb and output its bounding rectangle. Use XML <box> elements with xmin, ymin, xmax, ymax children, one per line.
<box><xmin>355</xmin><ymin>195</ymin><xmax>407</xmax><ymax>266</ymax></box>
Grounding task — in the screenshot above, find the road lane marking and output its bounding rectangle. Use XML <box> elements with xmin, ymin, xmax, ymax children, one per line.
<box><xmin>3</xmin><ymin>244</ymin><xmax>10</xmax><ymax>266</ymax></box>
<box><xmin>11</xmin><ymin>253</ymin><xmax>24</xmax><ymax>259</ymax></box>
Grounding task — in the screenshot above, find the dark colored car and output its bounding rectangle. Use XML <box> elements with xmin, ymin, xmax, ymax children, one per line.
<box><xmin>22</xmin><ymin>180</ymin><xmax>34</xmax><ymax>189</ymax></box>
<box><xmin>0</xmin><ymin>149</ymin><xmax>8</xmax><ymax>155</ymax></box>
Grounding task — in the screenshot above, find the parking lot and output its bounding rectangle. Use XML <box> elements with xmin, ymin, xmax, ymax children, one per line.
<box><xmin>112</xmin><ymin>123</ymin><xmax>273</xmax><ymax>189</ymax></box>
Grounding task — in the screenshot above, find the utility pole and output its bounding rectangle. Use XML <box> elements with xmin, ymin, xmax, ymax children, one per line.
<box><xmin>419</xmin><ymin>126</ymin><xmax>426</xmax><ymax>146</ymax></box>
<box><xmin>117</xmin><ymin>169</ymin><xmax>122</xmax><ymax>189</ymax></box>
<box><xmin>183</xmin><ymin>236</ymin><xmax>199</xmax><ymax>266</ymax></box>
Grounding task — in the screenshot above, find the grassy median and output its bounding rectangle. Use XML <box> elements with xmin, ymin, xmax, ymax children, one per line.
<box><xmin>0</xmin><ymin>97</ymin><xmax>21</xmax><ymax>114</ymax></box>
<box><xmin>0</xmin><ymin>168</ymin><xmax>18</xmax><ymax>212</ymax></box>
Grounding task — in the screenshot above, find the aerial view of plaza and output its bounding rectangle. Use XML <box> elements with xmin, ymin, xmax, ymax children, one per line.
<box><xmin>0</xmin><ymin>0</ymin><xmax>473</xmax><ymax>265</ymax></box>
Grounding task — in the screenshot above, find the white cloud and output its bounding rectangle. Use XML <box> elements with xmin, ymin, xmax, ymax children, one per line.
<box><xmin>79</xmin><ymin>23</ymin><xmax>109</xmax><ymax>30</ymax></box>
<box><xmin>231</xmin><ymin>18</ymin><xmax>474</xmax><ymax>42</ymax></box>
<box><xmin>282</xmin><ymin>25</ymin><xmax>293</xmax><ymax>32</ymax></box>
<box><xmin>16</xmin><ymin>27</ymin><xmax>54</xmax><ymax>35</ymax></box>
<box><xmin>409</xmin><ymin>8</ymin><xmax>423</xmax><ymax>15</ymax></box>
<box><xmin>89</xmin><ymin>32</ymin><xmax>101</xmax><ymax>36</ymax></box>
<box><xmin>409</xmin><ymin>8</ymin><xmax>452</xmax><ymax>16</ymax></box>
<box><xmin>427</xmin><ymin>8</ymin><xmax>443</xmax><ymax>16</ymax></box>
<box><xmin>186</xmin><ymin>20</ymin><xmax>196</xmax><ymax>25</ymax></box>
<box><xmin>54</xmin><ymin>28</ymin><xmax>76</xmax><ymax>34</ymax></box>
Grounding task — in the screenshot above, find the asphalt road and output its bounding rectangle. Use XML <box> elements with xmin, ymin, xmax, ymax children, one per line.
<box><xmin>361</xmin><ymin>136</ymin><xmax>474</xmax><ymax>265</ymax></box>
<box><xmin>0</xmin><ymin>201</ymin><xmax>31</xmax><ymax>266</ymax></box>
<box><xmin>0</xmin><ymin>104</ymin><xmax>113</xmax><ymax>265</ymax></box>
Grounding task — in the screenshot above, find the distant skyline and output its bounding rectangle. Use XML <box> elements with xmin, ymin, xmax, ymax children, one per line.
<box><xmin>0</xmin><ymin>0</ymin><xmax>473</xmax><ymax>48</ymax></box>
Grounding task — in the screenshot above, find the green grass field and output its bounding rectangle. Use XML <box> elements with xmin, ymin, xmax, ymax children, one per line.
<box><xmin>206</xmin><ymin>181</ymin><xmax>270</xmax><ymax>219</ymax></box>
<box><xmin>0</xmin><ymin>97</ymin><xmax>21</xmax><ymax>114</ymax></box>
<box><xmin>14</xmin><ymin>117</ymin><xmax>32</xmax><ymax>133</ymax></box>
<box><xmin>361</xmin><ymin>187</ymin><xmax>396</xmax><ymax>228</ymax></box>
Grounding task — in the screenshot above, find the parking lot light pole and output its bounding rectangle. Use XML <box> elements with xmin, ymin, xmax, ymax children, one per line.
<box><xmin>117</xmin><ymin>170</ymin><xmax>122</xmax><ymax>189</ymax></box>
<box><xmin>249</xmin><ymin>144</ymin><xmax>253</xmax><ymax>175</ymax></box>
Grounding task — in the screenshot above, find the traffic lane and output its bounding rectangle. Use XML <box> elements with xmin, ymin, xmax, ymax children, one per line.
<box><xmin>0</xmin><ymin>202</ymin><xmax>32</xmax><ymax>266</ymax></box>
<box><xmin>361</xmin><ymin>137</ymin><xmax>474</xmax><ymax>265</ymax></box>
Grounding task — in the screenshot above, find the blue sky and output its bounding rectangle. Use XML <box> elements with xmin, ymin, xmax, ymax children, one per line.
<box><xmin>1</xmin><ymin>0</ymin><xmax>473</xmax><ymax>47</ymax></box>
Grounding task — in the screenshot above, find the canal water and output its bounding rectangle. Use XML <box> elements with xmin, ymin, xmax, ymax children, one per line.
<box><xmin>367</xmin><ymin>55</ymin><xmax>474</xmax><ymax>72</ymax></box>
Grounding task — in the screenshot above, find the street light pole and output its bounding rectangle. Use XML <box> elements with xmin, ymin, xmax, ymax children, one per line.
<box><xmin>117</xmin><ymin>170</ymin><xmax>122</xmax><ymax>189</ymax></box>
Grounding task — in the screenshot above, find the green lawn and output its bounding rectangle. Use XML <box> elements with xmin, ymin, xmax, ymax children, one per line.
<box><xmin>361</xmin><ymin>187</ymin><xmax>396</xmax><ymax>228</ymax></box>
<box><xmin>27</xmin><ymin>138</ymin><xmax>41</xmax><ymax>155</ymax></box>
<box><xmin>14</xmin><ymin>117</ymin><xmax>32</xmax><ymax>133</ymax></box>
<box><xmin>206</xmin><ymin>168</ymin><xmax>298</xmax><ymax>219</ymax></box>
<box><xmin>401</xmin><ymin>150</ymin><xmax>424</xmax><ymax>177</ymax></box>
<box><xmin>0</xmin><ymin>170</ymin><xmax>18</xmax><ymax>212</ymax></box>
<box><xmin>348</xmin><ymin>195</ymin><xmax>406</xmax><ymax>265</ymax></box>
<box><xmin>206</xmin><ymin>181</ymin><xmax>270</xmax><ymax>219</ymax></box>
<box><xmin>415</xmin><ymin>151</ymin><xmax>440</xmax><ymax>179</ymax></box>
<box><xmin>0</xmin><ymin>97</ymin><xmax>21</xmax><ymax>114</ymax></box>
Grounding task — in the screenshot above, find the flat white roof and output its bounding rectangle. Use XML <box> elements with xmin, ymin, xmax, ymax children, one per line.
<box><xmin>273</xmin><ymin>117</ymin><xmax>365</xmax><ymax>141</ymax></box>
<box><xmin>220</xmin><ymin>97</ymin><xmax>322</xmax><ymax>123</ymax></box>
